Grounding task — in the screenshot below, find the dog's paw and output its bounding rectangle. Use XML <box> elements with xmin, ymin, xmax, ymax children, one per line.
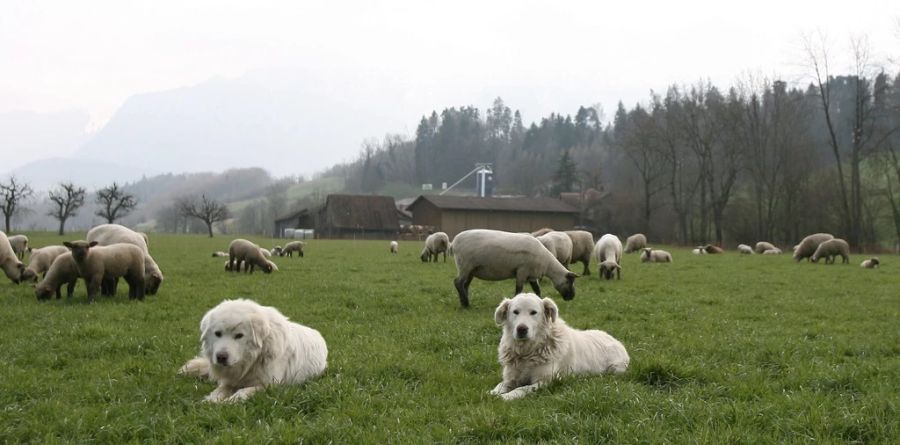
<box><xmin>500</xmin><ymin>389</ymin><xmax>525</xmax><ymax>401</ymax></box>
<box><xmin>489</xmin><ymin>383</ymin><xmax>506</xmax><ymax>396</ymax></box>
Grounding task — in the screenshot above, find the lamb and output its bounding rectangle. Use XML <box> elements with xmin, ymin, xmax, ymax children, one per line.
<box><xmin>624</xmin><ymin>233</ymin><xmax>647</xmax><ymax>254</ymax></box>
<box><xmin>640</xmin><ymin>247</ymin><xmax>672</xmax><ymax>263</ymax></box>
<box><xmin>792</xmin><ymin>233</ymin><xmax>834</xmax><ymax>262</ymax></box>
<box><xmin>8</xmin><ymin>234</ymin><xmax>28</xmax><ymax>259</ymax></box>
<box><xmin>280</xmin><ymin>241</ymin><xmax>305</xmax><ymax>258</ymax></box>
<box><xmin>34</xmin><ymin>252</ymin><xmax>80</xmax><ymax>300</ymax></box>
<box><xmin>564</xmin><ymin>230</ymin><xmax>594</xmax><ymax>275</ymax></box>
<box><xmin>860</xmin><ymin>257</ymin><xmax>879</xmax><ymax>269</ymax></box>
<box><xmin>63</xmin><ymin>241</ymin><xmax>146</xmax><ymax>301</ymax></box>
<box><xmin>420</xmin><ymin>232</ymin><xmax>450</xmax><ymax>263</ymax></box>
<box><xmin>692</xmin><ymin>247</ymin><xmax>706</xmax><ymax>255</ymax></box>
<box><xmin>272</xmin><ymin>246</ymin><xmax>284</xmax><ymax>256</ymax></box>
<box><xmin>762</xmin><ymin>248</ymin><xmax>783</xmax><ymax>255</ymax></box>
<box><xmin>21</xmin><ymin>245</ymin><xmax>69</xmax><ymax>282</ymax></box>
<box><xmin>259</xmin><ymin>248</ymin><xmax>272</xmax><ymax>258</ymax></box>
<box><xmin>450</xmin><ymin>229</ymin><xmax>578</xmax><ymax>308</ymax></box>
<box><xmin>0</xmin><ymin>231</ymin><xmax>25</xmax><ymax>283</ymax></box>
<box><xmin>754</xmin><ymin>241</ymin><xmax>776</xmax><ymax>254</ymax></box>
<box><xmin>810</xmin><ymin>238</ymin><xmax>850</xmax><ymax>264</ymax></box>
<box><xmin>737</xmin><ymin>244</ymin><xmax>754</xmax><ymax>255</ymax></box>
<box><xmin>212</xmin><ymin>251</ymin><xmax>228</xmax><ymax>257</ymax></box>
<box><xmin>704</xmin><ymin>244</ymin><xmax>724</xmax><ymax>254</ymax></box>
<box><xmin>536</xmin><ymin>231</ymin><xmax>573</xmax><ymax>267</ymax></box>
<box><xmin>390</xmin><ymin>241</ymin><xmax>398</xmax><ymax>254</ymax></box>
<box><xmin>228</xmin><ymin>239</ymin><xmax>277</xmax><ymax>273</ymax></box>
<box><xmin>593</xmin><ymin>234</ymin><xmax>623</xmax><ymax>280</ymax></box>
<box><xmin>87</xmin><ymin>223</ymin><xmax>164</xmax><ymax>295</ymax></box>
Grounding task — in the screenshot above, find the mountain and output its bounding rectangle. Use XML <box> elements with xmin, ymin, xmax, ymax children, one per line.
<box><xmin>0</xmin><ymin>109</ymin><xmax>90</xmax><ymax>171</ymax></box>
<box><xmin>7</xmin><ymin>157</ymin><xmax>151</xmax><ymax>191</ymax></box>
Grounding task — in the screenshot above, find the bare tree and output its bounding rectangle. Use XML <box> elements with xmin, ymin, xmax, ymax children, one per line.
<box><xmin>178</xmin><ymin>194</ymin><xmax>229</xmax><ymax>237</ymax></box>
<box><xmin>0</xmin><ymin>176</ymin><xmax>33</xmax><ymax>232</ymax></box>
<box><xmin>94</xmin><ymin>182</ymin><xmax>138</xmax><ymax>224</ymax></box>
<box><xmin>48</xmin><ymin>182</ymin><xmax>86</xmax><ymax>235</ymax></box>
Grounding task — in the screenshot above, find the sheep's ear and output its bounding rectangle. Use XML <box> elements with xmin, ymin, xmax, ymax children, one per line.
<box><xmin>566</xmin><ymin>271</ymin><xmax>577</xmax><ymax>282</ymax></box>
<box><xmin>88</xmin><ymin>241</ymin><xmax>99</xmax><ymax>247</ymax></box>
<box><xmin>616</xmin><ymin>264</ymin><xmax>622</xmax><ymax>270</ymax></box>
<box><xmin>63</xmin><ymin>242</ymin><xmax>73</xmax><ymax>249</ymax></box>
<box><xmin>494</xmin><ymin>299</ymin><xmax>511</xmax><ymax>325</ymax></box>
<box><xmin>542</xmin><ymin>297</ymin><xmax>558</xmax><ymax>322</ymax></box>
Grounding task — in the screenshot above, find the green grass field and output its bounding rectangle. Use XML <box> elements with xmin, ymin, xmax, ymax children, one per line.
<box><xmin>1</xmin><ymin>233</ymin><xmax>898</xmax><ymax>443</ymax></box>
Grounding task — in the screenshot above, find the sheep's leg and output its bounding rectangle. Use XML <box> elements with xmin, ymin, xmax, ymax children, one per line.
<box><xmin>529</xmin><ymin>280</ymin><xmax>541</xmax><ymax>296</ymax></box>
<box><xmin>581</xmin><ymin>260</ymin><xmax>590</xmax><ymax>276</ymax></box>
<box><xmin>454</xmin><ymin>274</ymin><xmax>472</xmax><ymax>308</ymax></box>
<box><xmin>86</xmin><ymin>277</ymin><xmax>102</xmax><ymax>303</ymax></box>
<box><xmin>66</xmin><ymin>281</ymin><xmax>76</xmax><ymax>298</ymax></box>
<box><xmin>55</xmin><ymin>284</ymin><xmax>62</xmax><ymax>299</ymax></box>
<box><xmin>443</xmin><ymin>251</ymin><xmax>447</xmax><ymax>262</ymax></box>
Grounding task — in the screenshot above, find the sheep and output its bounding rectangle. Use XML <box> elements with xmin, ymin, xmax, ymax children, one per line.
<box><xmin>212</xmin><ymin>251</ymin><xmax>228</xmax><ymax>257</ymax></box>
<box><xmin>138</xmin><ymin>232</ymin><xmax>150</xmax><ymax>248</ymax></box>
<box><xmin>87</xmin><ymin>223</ymin><xmax>164</xmax><ymax>295</ymax></box>
<box><xmin>34</xmin><ymin>252</ymin><xmax>80</xmax><ymax>300</ymax></box>
<box><xmin>860</xmin><ymin>257</ymin><xmax>879</xmax><ymax>269</ymax></box>
<box><xmin>451</xmin><ymin>229</ymin><xmax>578</xmax><ymax>308</ymax></box>
<box><xmin>228</xmin><ymin>239</ymin><xmax>276</xmax><ymax>273</ymax></box>
<box><xmin>260</xmin><ymin>248</ymin><xmax>272</xmax><ymax>258</ymax></box>
<box><xmin>0</xmin><ymin>231</ymin><xmax>25</xmax><ymax>284</ymax></box>
<box><xmin>8</xmin><ymin>234</ymin><xmax>28</xmax><ymax>259</ymax></box>
<box><xmin>624</xmin><ymin>233</ymin><xmax>647</xmax><ymax>254</ymax></box>
<box><xmin>737</xmin><ymin>244</ymin><xmax>754</xmax><ymax>255</ymax></box>
<box><xmin>564</xmin><ymin>230</ymin><xmax>594</xmax><ymax>275</ymax></box>
<box><xmin>640</xmin><ymin>247</ymin><xmax>672</xmax><ymax>263</ymax></box>
<box><xmin>810</xmin><ymin>238</ymin><xmax>850</xmax><ymax>264</ymax></box>
<box><xmin>692</xmin><ymin>247</ymin><xmax>706</xmax><ymax>255</ymax></box>
<box><xmin>792</xmin><ymin>233</ymin><xmax>834</xmax><ymax>262</ymax></box>
<box><xmin>21</xmin><ymin>245</ymin><xmax>69</xmax><ymax>282</ymax></box>
<box><xmin>593</xmin><ymin>234</ymin><xmax>623</xmax><ymax>280</ymax></box>
<box><xmin>272</xmin><ymin>246</ymin><xmax>284</xmax><ymax>256</ymax></box>
<box><xmin>762</xmin><ymin>248</ymin><xmax>783</xmax><ymax>255</ymax></box>
<box><xmin>281</xmin><ymin>241</ymin><xmax>305</xmax><ymax>258</ymax></box>
<box><xmin>390</xmin><ymin>241</ymin><xmax>398</xmax><ymax>254</ymax></box>
<box><xmin>754</xmin><ymin>241</ymin><xmax>776</xmax><ymax>254</ymax></box>
<box><xmin>704</xmin><ymin>244</ymin><xmax>724</xmax><ymax>254</ymax></box>
<box><xmin>530</xmin><ymin>227</ymin><xmax>555</xmax><ymax>237</ymax></box>
<box><xmin>63</xmin><ymin>240</ymin><xmax>146</xmax><ymax>301</ymax></box>
<box><xmin>420</xmin><ymin>232</ymin><xmax>450</xmax><ymax>263</ymax></box>
<box><xmin>536</xmin><ymin>231</ymin><xmax>573</xmax><ymax>267</ymax></box>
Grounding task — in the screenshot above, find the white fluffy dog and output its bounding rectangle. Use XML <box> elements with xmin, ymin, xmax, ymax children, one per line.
<box><xmin>179</xmin><ymin>299</ymin><xmax>328</xmax><ymax>403</ymax></box>
<box><xmin>490</xmin><ymin>293</ymin><xmax>629</xmax><ymax>400</ymax></box>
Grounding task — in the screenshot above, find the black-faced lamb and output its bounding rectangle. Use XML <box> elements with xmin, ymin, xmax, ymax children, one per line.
<box><xmin>754</xmin><ymin>241</ymin><xmax>776</xmax><ymax>254</ymax></box>
<box><xmin>0</xmin><ymin>231</ymin><xmax>25</xmax><ymax>283</ymax></box>
<box><xmin>640</xmin><ymin>247</ymin><xmax>672</xmax><ymax>263</ymax></box>
<box><xmin>281</xmin><ymin>241</ymin><xmax>305</xmax><ymax>258</ymax></box>
<box><xmin>21</xmin><ymin>245</ymin><xmax>69</xmax><ymax>282</ymax></box>
<box><xmin>421</xmin><ymin>232</ymin><xmax>450</xmax><ymax>263</ymax></box>
<box><xmin>87</xmin><ymin>223</ymin><xmax>164</xmax><ymax>295</ymax></box>
<box><xmin>593</xmin><ymin>234</ymin><xmax>623</xmax><ymax>280</ymax></box>
<box><xmin>8</xmin><ymin>234</ymin><xmax>28</xmax><ymax>259</ymax></box>
<box><xmin>450</xmin><ymin>229</ymin><xmax>578</xmax><ymax>308</ymax></box>
<box><xmin>228</xmin><ymin>239</ymin><xmax>277</xmax><ymax>273</ymax></box>
<box><xmin>536</xmin><ymin>231</ymin><xmax>573</xmax><ymax>267</ymax></box>
<box><xmin>34</xmin><ymin>252</ymin><xmax>80</xmax><ymax>300</ymax></box>
<box><xmin>624</xmin><ymin>233</ymin><xmax>647</xmax><ymax>253</ymax></box>
<box><xmin>272</xmin><ymin>246</ymin><xmax>284</xmax><ymax>256</ymax></box>
<box><xmin>860</xmin><ymin>257</ymin><xmax>879</xmax><ymax>268</ymax></box>
<box><xmin>810</xmin><ymin>238</ymin><xmax>850</xmax><ymax>264</ymax></box>
<box><xmin>63</xmin><ymin>240</ymin><xmax>146</xmax><ymax>301</ymax></box>
<box><xmin>793</xmin><ymin>233</ymin><xmax>834</xmax><ymax>262</ymax></box>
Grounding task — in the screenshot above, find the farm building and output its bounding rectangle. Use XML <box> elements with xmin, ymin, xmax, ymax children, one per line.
<box><xmin>274</xmin><ymin>194</ymin><xmax>400</xmax><ymax>239</ymax></box>
<box><xmin>405</xmin><ymin>195</ymin><xmax>579</xmax><ymax>238</ymax></box>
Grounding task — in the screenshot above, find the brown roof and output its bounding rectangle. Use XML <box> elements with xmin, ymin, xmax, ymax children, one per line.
<box><xmin>322</xmin><ymin>194</ymin><xmax>399</xmax><ymax>230</ymax></box>
<box><xmin>408</xmin><ymin>195</ymin><xmax>579</xmax><ymax>214</ymax></box>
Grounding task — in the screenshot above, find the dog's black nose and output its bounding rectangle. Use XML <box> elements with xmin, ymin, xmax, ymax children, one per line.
<box><xmin>215</xmin><ymin>351</ymin><xmax>229</xmax><ymax>365</ymax></box>
<box><xmin>516</xmin><ymin>325</ymin><xmax>528</xmax><ymax>338</ymax></box>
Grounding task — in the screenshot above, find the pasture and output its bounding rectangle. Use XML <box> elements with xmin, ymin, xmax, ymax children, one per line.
<box><xmin>1</xmin><ymin>233</ymin><xmax>898</xmax><ymax>443</ymax></box>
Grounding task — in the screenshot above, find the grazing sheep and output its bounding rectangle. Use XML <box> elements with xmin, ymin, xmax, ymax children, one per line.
<box><xmin>0</xmin><ymin>231</ymin><xmax>25</xmax><ymax>283</ymax></box>
<box><xmin>692</xmin><ymin>247</ymin><xmax>706</xmax><ymax>255</ymax></box>
<box><xmin>640</xmin><ymin>248</ymin><xmax>672</xmax><ymax>263</ymax></box>
<box><xmin>624</xmin><ymin>234</ymin><xmax>647</xmax><ymax>254</ymax></box>
<box><xmin>138</xmin><ymin>232</ymin><xmax>150</xmax><ymax>248</ymax></box>
<box><xmin>8</xmin><ymin>234</ymin><xmax>28</xmax><ymax>259</ymax></box>
<box><xmin>704</xmin><ymin>244</ymin><xmax>724</xmax><ymax>254</ymax></box>
<box><xmin>564</xmin><ymin>230</ymin><xmax>594</xmax><ymax>276</ymax></box>
<box><xmin>21</xmin><ymin>245</ymin><xmax>69</xmax><ymax>282</ymax></box>
<box><xmin>420</xmin><ymin>232</ymin><xmax>450</xmax><ymax>263</ymax></box>
<box><xmin>390</xmin><ymin>240</ymin><xmax>398</xmax><ymax>254</ymax></box>
<box><xmin>272</xmin><ymin>246</ymin><xmax>284</xmax><ymax>256</ymax></box>
<box><xmin>212</xmin><ymin>251</ymin><xmax>228</xmax><ymax>257</ymax></box>
<box><xmin>763</xmin><ymin>248</ymin><xmax>783</xmax><ymax>255</ymax></box>
<box><xmin>737</xmin><ymin>244</ymin><xmax>754</xmax><ymax>255</ymax></box>
<box><xmin>63</xmin><ymin>240</ymin><xmax>146</xmax><ymax>301</ymax></box>
<box><xmin>34</xmin><ymin>252</ymin><xmax>80</xmax><ymax>300</ymax></box>
<box><xmin>810</xmin><ymin>238</ymin><xmax>850</xmax><ymax>264</ymax></box>
<box><xmin>754</xmin><ymin>241</ymin><xmax>776</xmax><ymax>254</ymax></box>
<box><xmin>536</xmin><ymin>231</ymin><xmax>573</xmax><ymax>267</ymax></box>
<box><xmin>228</xmin><ymin>239</ymin><xmax>277</xmax><ymax>273</ymax></box>
<box><xmin>87</xmin><ymin>223</ymin><xmax>164</xmax><ymax>295</ymax></box>
<box><xmin>793</xmin><ymin>233</ymin><xmax>834</xmax><ymax>262</ymax></box>
<box><xmin>860</xmin><ymin>257</ymin><xmax>879</xmax><ymax>269</ymax></box>
<box><xmin>281</xmin><ymin>241</ymin><xmax>305</xmax><ymax>258</ymax></box>
<box><xmin>451</xmin><ymin>229</ymin><xmax>578</xmax><ymax>308</ymax></box>
<box><xmin>593</xmin><ymin>234</ymin><xmax>623</xmax><ymax>280</ymax></box>
<box><xmin>260</xmin><ymin>248</ymin><xmax>272</xmax><ymax>258</ymax></box>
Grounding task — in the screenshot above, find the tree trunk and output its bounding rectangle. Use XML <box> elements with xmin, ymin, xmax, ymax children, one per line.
<box><xmin>3</xmin><ymin>214</ymin><xmax>10</xmax><ymax>233</ymax></box>
<box><xmin>57</xmin><ymin>218</ymin><xmax>66</xmax><ymax>236</ymax></box>
<box><xmin>206</xmin><ymin>221</ymin><xmax>214</xmax><ymax>238</ymax></box>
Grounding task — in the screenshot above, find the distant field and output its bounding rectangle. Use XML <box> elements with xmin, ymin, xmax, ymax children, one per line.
<box><xmin>1</xmin><ymin>233</ymin><xmax>898</xmax><ymax>443</ymax></box>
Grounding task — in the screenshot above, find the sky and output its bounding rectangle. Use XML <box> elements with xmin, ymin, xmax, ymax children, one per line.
<box><xmin>2</xmin><ymin>0</ymin><xmax>899</xmax><ymax>175</ymax></box>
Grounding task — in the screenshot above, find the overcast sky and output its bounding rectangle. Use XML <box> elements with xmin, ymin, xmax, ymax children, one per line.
<box><xmin>2</xmin><ymin>0</ymin><xmax>899</xmax><ymax>174</ymax></box>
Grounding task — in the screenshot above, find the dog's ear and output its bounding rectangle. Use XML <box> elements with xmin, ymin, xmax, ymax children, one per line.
<box><xmin>494</xmin><ymin>298</ymin><xmax>511</xmax><ymax>325</ymax></box>
<box><xmin>199</xmin><ymin>307</ymin><xmax>215</xmax><ymax>341</ymax></box>
<box><xmin>250</xmin><ymin>312</ymin><xmax>272</xmax><ymax>348</ymax></box>
<box><xmin>542</xmin><ymin>297</ymin><xmax>558</xmax><ymax>323</ymax></box>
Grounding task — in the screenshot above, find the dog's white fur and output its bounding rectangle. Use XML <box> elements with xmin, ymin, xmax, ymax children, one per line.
<box><xmin>489</xmin><ymin>293</ymin><xmax>629</xmax><ymax>400</ymax></box>
<box><xmin>179</xmin><ymin>299</ymin><xmax>327</xmax><ymax>403</ymax></box>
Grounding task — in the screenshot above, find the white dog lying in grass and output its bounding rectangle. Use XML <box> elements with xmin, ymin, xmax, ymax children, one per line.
<box><xmin>490</xmin><ymin>293</ymin><xmax>629</xmax><ymax>400</ymax></box>
<box><xmin>179</xmin><ymin>299</ymin><xmax>327</xmax><ymax>403</ymax></box>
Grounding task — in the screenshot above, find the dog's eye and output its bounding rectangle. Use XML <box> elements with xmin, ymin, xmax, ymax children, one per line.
<box><xmin>234</xmin><ymin>333</ymin><xmax>244</xmax><ymax>339</ymax></box>
<box><xmin>512</xmin><ymin>310</ymin><xmax>519</xmax><ymax>315</ymax></box>
<box><xmin>530</xmin><ymin>310</ymin><xmax>538</xmax><ymax>316</ymax></box>
<box><xmin>214</xmin><ymin>331</ymin><xmax>222</xmax><ymax>337</ymax></box>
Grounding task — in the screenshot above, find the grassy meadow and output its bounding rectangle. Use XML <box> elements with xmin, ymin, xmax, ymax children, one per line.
<box><xmin>0</xmin><ymin>232</ymin><xmax>898</xmax><ymax>443</ymax></box>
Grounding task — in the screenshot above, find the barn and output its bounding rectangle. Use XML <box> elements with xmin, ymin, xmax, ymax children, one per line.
<box><xmin>274</xmin><ymin>194</ymin><xmax>400</xmax><ymax>239</ymax></box>
<box><xmin>405</xmin><ymin>195</ymin><xmax>579</xmax><ymax>238</ymax></box>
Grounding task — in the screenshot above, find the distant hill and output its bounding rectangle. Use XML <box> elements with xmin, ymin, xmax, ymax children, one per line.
<box><xmin>8</xmin><ymin>157</ymin><xmax>151</xmax><ymax>191</ymax></box>
<box><xmin>0</xmin><ymin>109</ymin><xmax>90</xmax><ymax>172</ymax></box>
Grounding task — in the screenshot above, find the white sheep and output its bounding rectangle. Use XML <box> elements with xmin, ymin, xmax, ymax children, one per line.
<box><xmin>390</xmin><ymin>241</ymin><xmax>399</xmax><ymax>254</ymax></box>
<box><xmin>737</xmin><ymin>244</ymin><xmax>754</xmax><ymax>255</ymax></box>
<box><xmin>810</xmin><ymin>238</ymin><xmax>850</xmax><ymax>264</ymax></box>
<box><xmin>0</xmin><ymin>231</ymin><xmax>25</xmax><ymax>283</ymax></box>
<box><xmin>692</xmin><ymin>247</ymin><xmax>706</xmax><ymax>255</ymax></box>
<box><xmin>762</xmin><ymin>248</ymin><xmax>783</xmax><ymax>255</ymax></box>
<box><xmin>565</xmin><ymin>230</ymin><xmax>594</xmax><ymax>275</ymax></box>
<box><xmin>754</xmin><ymin>241</ymin><xmax>776</xmax><ymax>254</ymax></box>
<box><xmin>624</xmin><ymin>233</ymin><xmax>647</xmax><ymax>253</ymax></box>
<box><xmin>536</xmin><ymin>231</ymin><xmax>573</xmax><ymax>267</ymax></box>
<box><xmin>8</xmin><ymin>234</ymin><xmax>28</xmax><ymax>259</ymax></box>
<box><xmin>450</xmin><ymin>229</ymin><xmax>578</xmax><ymax>308</ymax></box>
<box><xmin>421</xmin><ymin>232</ymin><xmax>450</xmax><ymax>263</ymax></box>
<box><xmin>793</xmin><ymin>233</ymin><xmax>834</xmax><ymax>262</ymax></box>
<box><xmin>21</xmin><ymin>245</ymin><xmax>69</xmax><ymax>282</ymax></box>
<box><xmin>63</xmin><ymin>240</ymin><xmax>146</xmax><ymax>301</ymax></box>
<box><xmin>259</xmin><ymin>248</ymin><xmax>272</xmax><ymax>258</ymax></box>
<box><xmin>272</xmin><ymin>246</ymin><xmax>283</xmax><ymax>256</ymax></box>
<box><xmin>87</xmin><ymin>223</ymin><xmax>164</xmax><ymax>295</ymax></box>
<box><xmin>281</xmin><ymin>241</ymin><xmax>305</xmax><ymax>258</ymax></box>
<box><xmin>228</xmin><ymin>239</ymin><xmax>277</xmax><ymax>273</ymax></box>
<box><xmin>34</xmin><ymin>252</ymin><xmax>80</xmax><ymax>299</ymax></box>
<box><xmin>860</xmin><ymin>257</ymin><xmax>879</xmax><ymax>268</ymax></box>
<box><xmin>640</xmin><ymin>247</ymin><xmax>672</xmax><ymax>263</ymax></box>
<box><xmin>593</xmin><ymin>234</ymin><xmax>623</xmax><ymax>280</ymax></box>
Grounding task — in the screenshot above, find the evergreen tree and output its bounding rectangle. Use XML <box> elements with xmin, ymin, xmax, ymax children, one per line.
<box><xmin>552</xmin><ymin>150</ymin><xmax>578</xmax><ymax>195</ymax></box>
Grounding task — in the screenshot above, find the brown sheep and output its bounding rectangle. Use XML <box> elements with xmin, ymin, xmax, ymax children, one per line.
<box><xmin>228</xmin><ymin>239</ymin><xmax>277</xmax><ymax>273</ymax></box>
<box><xmin>704</xmin><ymin>245</ymin><xmax>724</xmax><ymax>254</ymax></box>
<box><xmin>281</xmin><ymin>241</ymin><xmax>305</xmax><ymax>258</ymax></box>
<box><xmin>22</xmin><ymin>245</ymin><xmax>69</xmax><ymax>282</ymax></box>
<box><xmin>810</xmin><ymin>238</ymin><xmax>850</xmax><ymax>264</ymax></box>
<box><xmin>34</xmin><ymin>252</ymin><xmax>80</xmax><ymax>300</ymax></box>
<box><xmin>64</xmin><ymin>241</ymin><xmax>146</xmax><ymax>301</ymax></box>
